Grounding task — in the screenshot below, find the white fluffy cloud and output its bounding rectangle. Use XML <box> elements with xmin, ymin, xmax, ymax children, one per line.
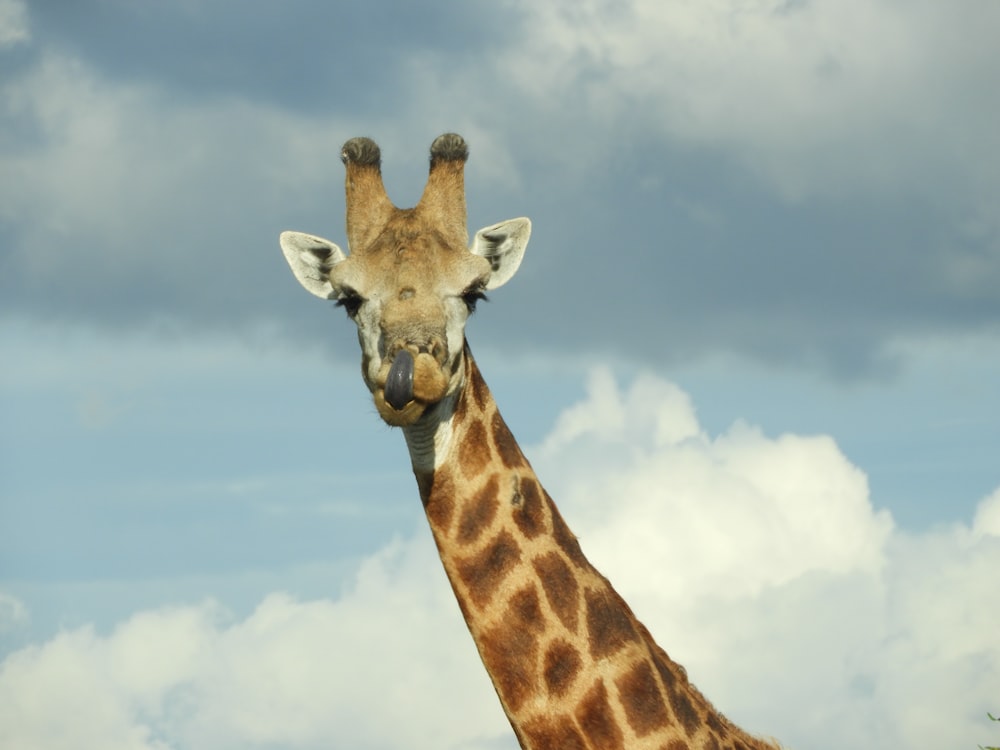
<box><xmin>0</xmin><ymin>542</ymin><xmax>511</xmax><ymax>750</ymax></box>
<box><xmin>2</xmin><ymin>370</ymin><xmax>998</xmax><ymax>750</ymax></box>
<box><xmin>973</xmin><ymin>487</ymin><xmax>1000</xmax><ymax>538</ymax></box>
<box><xmin>535</xmin><ymin>369</ymin><xmax>893</xmax><ymax>603</ymax></box>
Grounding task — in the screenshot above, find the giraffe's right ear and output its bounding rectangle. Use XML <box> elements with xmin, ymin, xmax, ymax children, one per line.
<box><xmin>279</xmin><ymin>231</ymin><xmax>347</xmax><ymax>300</ymax></box>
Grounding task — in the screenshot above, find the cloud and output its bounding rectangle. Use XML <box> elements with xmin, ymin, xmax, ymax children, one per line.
<box><xmin>534</xmin><ymin>368</ymin><xmax>894</xmax><ymax>605</ymax></box>
<box><xmin>973</xmin><ymin>487</ymin><xmax>1000</xmax><ymax>538</ymax></box>
<box><xmin>531</xmin><ymin>368</ymin><xmax>999</xmax><ymax>748</ymax></box>
<box><xmin>2</xmin><ymin>2</ymin><xmax>998</xmax><ymax>379</ymax></box>
<box><xmin>0</xmin><ymin>17</ymin><xmax>532</xmax><ymax>339</ymax></box>
<box><xmin>500</xmin><ymin>0</ymin><xmax>1000</xmax><ymax>206</ymax></box>
<box><xmin>0</xmin><ymin>0</ymin><xmax>28</xmax><ymax>47</ymax></box>
<box><xmin>0</xmin><ymin>543</ymin><xmax>511</xmax><ymax>750</ymax></box>
<box><xmin>0</xmin><ymin>45</ymin><xmax>356</xmax><ymax>328</ymax></box>
<box><xmin>0</xmin><ymin>593</ymin><xmax>28</xmax><ymax>634</ymax></box>
<box><xmin>2</xmin><ymin>369</ymin><xmax>997</xmax><ymax>750</ymax></box>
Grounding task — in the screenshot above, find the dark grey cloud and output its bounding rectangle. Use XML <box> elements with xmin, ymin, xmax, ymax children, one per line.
<box><xmin>25</xmin><ymin>0</ymin><xmax>514</xmax><ymax>113</ymax></box>
<box><xmin>467</xmin><ymin>135</ymin><xmax>1000</xmax><ymax>377</ymax></box>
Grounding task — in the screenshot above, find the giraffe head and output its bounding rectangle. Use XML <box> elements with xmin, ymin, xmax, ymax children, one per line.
<box><xmin>280</xmin><ymin>134</ymin><xmax>531</xmax><ymax>427</ymax></box>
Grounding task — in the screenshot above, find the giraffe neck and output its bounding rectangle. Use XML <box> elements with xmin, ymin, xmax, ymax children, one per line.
<box><xmin>402</xmin><ymin>346</ymin><xmax>777</xmax><ymax>750</ymax></box>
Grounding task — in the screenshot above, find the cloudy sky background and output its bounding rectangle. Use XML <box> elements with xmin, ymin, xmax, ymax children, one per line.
<box><xmin>1</xmin><ymin>1</ymin><xmax>998</xmax><ymax>748</ymax></box>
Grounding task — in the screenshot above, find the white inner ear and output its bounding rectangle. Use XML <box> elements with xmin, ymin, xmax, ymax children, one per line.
<box><xmin>279</xmin><ymin>231</ymin><xmax>346</xmax><ymax>299</ymax></box>
<box><xmin>470</xmin><ymin>217</ymin><xmax>531</xmax><ymax>290</ymax></box>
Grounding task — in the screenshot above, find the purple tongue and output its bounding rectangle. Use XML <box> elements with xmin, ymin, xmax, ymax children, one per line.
<box><xmin>385</xmin><ymin>350</ymin><xmax>415</xmax><ymax>410</ymax></box>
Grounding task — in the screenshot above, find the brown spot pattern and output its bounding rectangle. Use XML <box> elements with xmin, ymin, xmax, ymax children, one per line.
<box><xmin>416</xmin><ymin>353</ymin><xmax>767</xmax><ymax>750</ymax></box>
<box><xmin>670</xmin><ymin>689</ymin><xmax>700</xmax><ymax>737</ymax></box>
<box><xmin>509</xmin><ymin>585</ymin><xmax>545</xmax><ymax>634</ymax></box>
<box><xmin>451</xmin><ymin>373</ymin><xmax>470</xmax><ymax>423</ymax></box>
<box><xmin>456</xmin><ymin>475</ymin><xmax>499</xmax><ymax>545</ymax></box>
<box><xmin>706</xmin><ymin>714</ymin><xmax>726</xmax><ymax>735</ymax></box>
<box><xmin>550</xmin><ymin>499</ymin><xmax>587</xmax><ymax>566</ymax></box>
<box><xmin>479</xmin><ymin>617</ymin><xmax>540</xmax><ymax>714</ymax></box>
<box><xmin>459</xmin><ymin>419</ymin><xmax>491</xmax><ymax>478</ymax></box>
<box><xmin>521</xmin><ymin>716</ymin><xmax>588</xmax><ymax>750</ymax></box>
<box><xmin>470</xmin><ymin>362</ymin><xmax>490</xmax><ymax>412</ymax></box>
<box><xmin>422</xmin><ymin>469</ymin><xmax>455</xmax><ymax>531</ymax></box>
<box><xmin>492</xmin><ymin>411</ymin><xmax>525</xmax><ymax>469</ymax></box>
<box><xmin>533</xmin><ymin>551</ymin><xmax>579</xmax><ymax>632</ymax></box>
<box><xmin>543</xmin><ymin>640</ymin><xmax>582</xmax><ymax>697</ymax></box>
<box><xmin>576</xmin><ymin>680</ymin><xmax>625</xmax><ymax>749</ymax></box>
<box><xmin>654</xmin><ymin>656</ymin><xmax>702</xmax><ymax>738</ymax></box>
<box><xmin>513</xmin><ymin>477</ymin><xmax>547</xmax><ymax>539</ymax></box>
<box><xmin>585</xmin><ymin>588</ymin><xmax>639</xmax><ymax>659</ymax></box>
<box><xmin>617</xmin><ymin>660</ymin><xmax>672</xmax><ymax>736</ymax></box>
<box><xmin>455</xmin><ymin>531</ymin><xmax>521</xmax><ymax>610</ymax></box>
<box><xmin>477</xmin><ymin>587</ymin><xmax>542</xmax><ymax>714</ymax></box>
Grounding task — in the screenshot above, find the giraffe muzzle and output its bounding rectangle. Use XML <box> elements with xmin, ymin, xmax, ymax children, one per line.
<box><xmin>375</xmin><ymin>348</ymin><xmax>450</xmax><ymax>425</ymax></box>
<box><xmin>385</xmin><ymin>349</ymin><xmax>415</xmax><ymax>410</ymax></box>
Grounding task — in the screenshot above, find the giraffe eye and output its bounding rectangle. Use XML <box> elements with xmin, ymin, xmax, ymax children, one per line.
<box><xmin>461</xmin><ymin>286</ymin><xmax>488</xmax><ymax>313</ymax></box>
<box><xmin>335</xmin><ymin>290</ymin><xmax>363</xmax><ymax>318</ymax></box>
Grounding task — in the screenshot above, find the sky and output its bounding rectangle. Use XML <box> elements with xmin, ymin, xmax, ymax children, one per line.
<box><xmin>1</xmin><ymin>0</ymin><xmax>998</xmax><ymax>748</ymax></box>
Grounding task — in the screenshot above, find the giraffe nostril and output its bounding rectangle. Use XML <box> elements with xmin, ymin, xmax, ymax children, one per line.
<box><xmin>411</xmin><ymin>340</ymin><xmax>444</xmax><ymax>363</ymax></box>
<box><xmin>421</xmin><ymin>339</ymin><xmax>446</xmax><ymax>363</ymax></box>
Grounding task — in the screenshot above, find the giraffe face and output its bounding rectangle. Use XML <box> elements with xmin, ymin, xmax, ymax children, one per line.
<box><xmin>280</xmin><ymin>135</ymin><xmax>530</xmax><ymax>427</ymax></box>
<box><xmin>329</xmin><ymin>215</ymin><xmax>498</xmax><ymax>426</ymax></box>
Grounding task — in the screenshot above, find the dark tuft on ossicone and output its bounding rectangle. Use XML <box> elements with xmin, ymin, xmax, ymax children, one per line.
<box><xmin>341</xmin><ymin>137</ymin><xmax>381</xmax><ymax>167</ymax></box>
<box><xmin>430</xmin><ymin>133</ymin><xmax>469</xmax><ymax>166</ymax></box>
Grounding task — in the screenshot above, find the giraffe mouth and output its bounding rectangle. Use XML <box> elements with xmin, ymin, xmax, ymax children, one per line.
<box><xmin>374</xmin><ymin>348</ymin><xmax>450</xmax><ymax>426</ymax></box>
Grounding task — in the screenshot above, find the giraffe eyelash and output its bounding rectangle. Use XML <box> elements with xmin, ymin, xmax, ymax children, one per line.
<box><xmin>461</xmin><ymin>287</ymin><xmax>489</xmax><ymax>313</ymax></box>
<box><xmin>335</xmin><ymin>291</ymin><xmax>363</xmax><ymax>318</ymax></box>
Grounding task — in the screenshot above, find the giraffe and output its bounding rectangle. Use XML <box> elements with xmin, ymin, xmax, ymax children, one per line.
<box><xmin>279</xmin><ymin>134</ymin><xmax>780</xmax><ymax>750</ymax></box>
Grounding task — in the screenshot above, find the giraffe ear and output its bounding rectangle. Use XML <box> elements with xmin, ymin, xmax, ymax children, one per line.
<box><xmin>279</xmin><ymin>231</ymin><xmax>346</xmax><ymax>300</ymax></box>
<box><xmin>470</xmin><ymin>218</ymin><xmax>531</xmax><ymax>290</ymax></box>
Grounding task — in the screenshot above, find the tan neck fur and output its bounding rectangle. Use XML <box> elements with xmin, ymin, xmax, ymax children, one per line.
<box><xmin>406</xmin><ymin>347</ymin><xmax>779</xmax><ymax>750</ymax></box>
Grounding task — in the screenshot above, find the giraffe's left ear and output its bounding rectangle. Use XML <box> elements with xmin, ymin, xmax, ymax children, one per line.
<box><xmin>470</xmin><ymin>218</ymin><xmax>531</xmax><ymax>290</ymax></box>
<box><xmin>280</xmin><ymin>231</ymin><xmax>346</xmax><ymax>300</ymax></box>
